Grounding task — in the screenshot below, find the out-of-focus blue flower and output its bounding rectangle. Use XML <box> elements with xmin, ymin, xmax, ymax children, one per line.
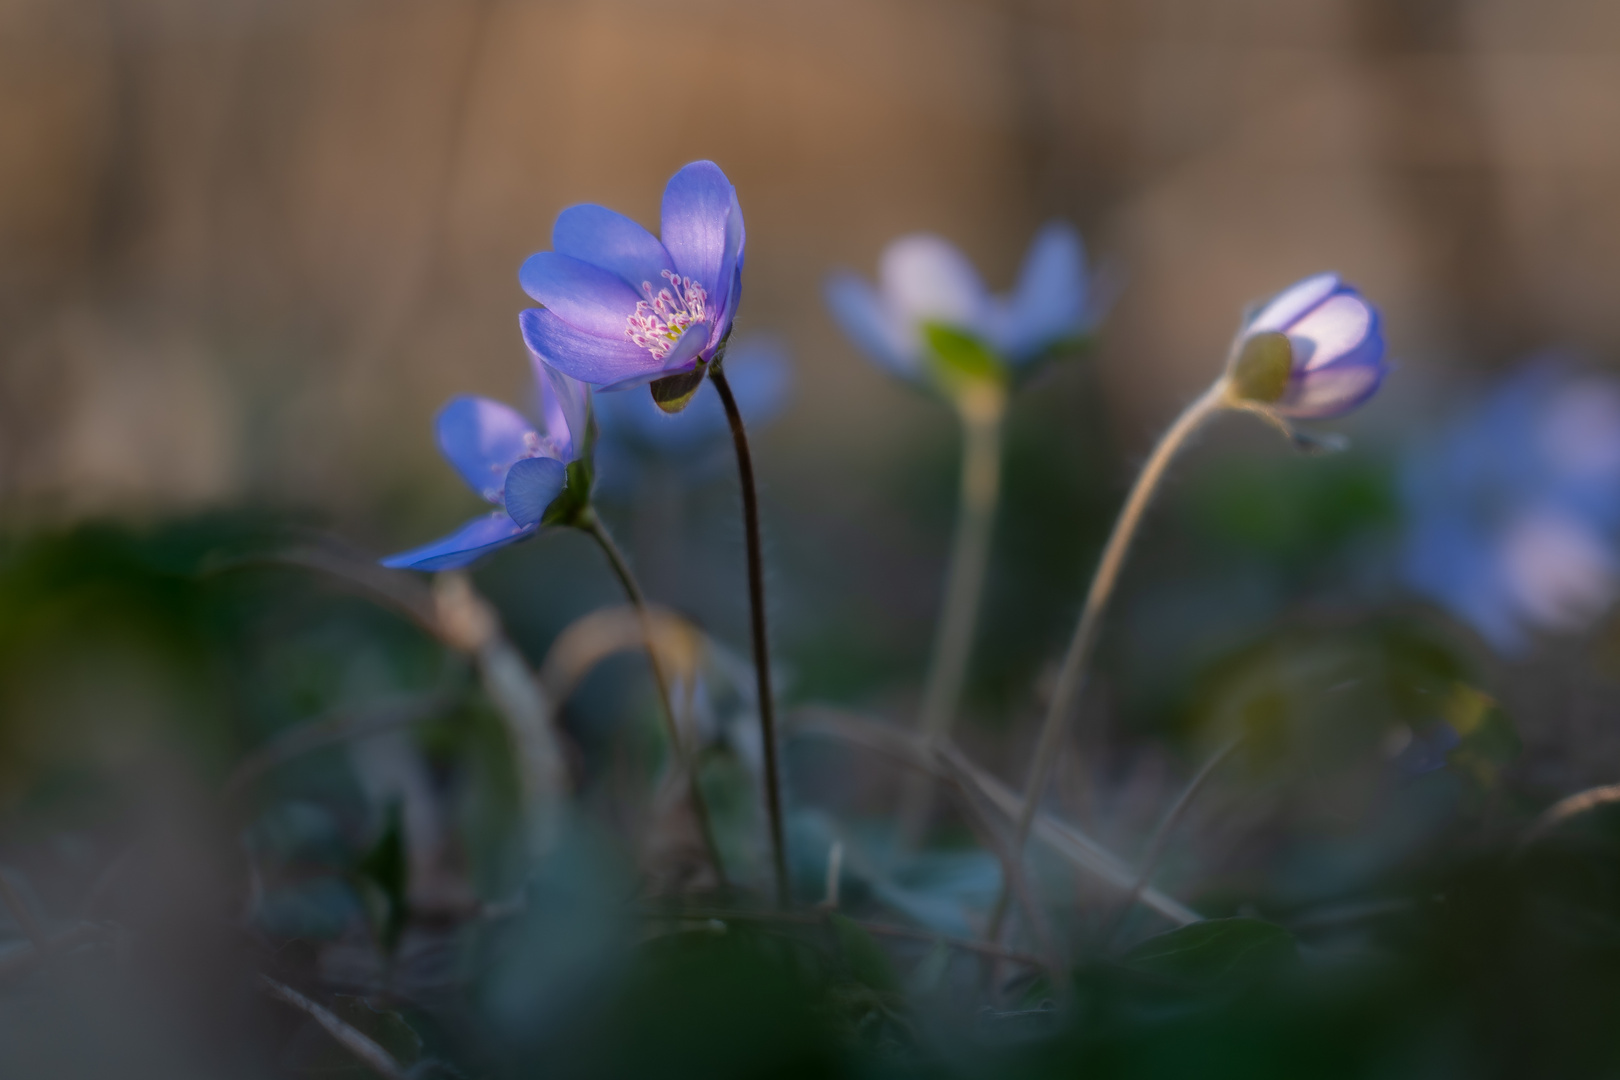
<box><xmin>383</xmin><ymin>356</ymin><xmax>589</xmax><ymax>572</ymax></box>
<box><xmin>593</xmin><ymin>335</ymin><xmax>791</xmax><ymax>492</ymax></box>
<box><xmin>824</xmin><ymin>222</ymin><xmax>1092</xmax><ymax>387</ymax></box>
<box><xmin>1231</xmin><ymin>272</ymin><xmax>1388</xmax><ymax>420</ymax></box>
<box><xmin>1402</xmin><ymin>360</ymin><xmax>1620</xmax><ymax>653</ymax></box>
<box><xmin>519</xmin><ymin>160</ymin><xmax>744</xmax><ymax>405</ymax></box>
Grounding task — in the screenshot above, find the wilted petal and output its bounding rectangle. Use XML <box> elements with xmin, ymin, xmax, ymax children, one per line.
<box><xmin>988</xmin><ymin>221</ymin><xmax>1088</xmax><ymax>361</ymax></box>
<box><xmin>880</xmin><ymin>234</ymin><xmax>990</xmax><ymax>331</ymax></box>
<box><xmin>825</xmin><ymin>272</ymin><xmax>919</xmax><ymax>378</ymax></box>
<box><xmin>503</xmin><ymin>455</ymin><xmax>569</xmax><ymax>526</ymax></box>
<box><xmin>519</xmin><ymin>251</ymin><xmax>643</xmax><ymax>337</ymax></box>
<box><xmin>436</xmin><ymin>396</ymin><xmax>538</xmax><ymax>501</ymax></box>
<box><xmin>1287</xmin><ymin>293</ymin><xmax>1374</xmax><ymax>370</ymax></box>
<box><xmin>551</xmin><ymin>203</ymin><xmax>673</xmax><ymax>291</ymax></box>
<box><xmin>660</xmin><ymin>160</ymin><xmax>740</xmax><ymax>300</ymax></box>
<box><xmin>1248</xmin><ymin>272</ymin><xmax>1340</xmax><ymax>332</ymax></box>
<box><xmin>521</xmin><ymin>308</ymin><xmax>659</xmax><ymax>388</ymax></box>
<box><xmin>381</xmin><ymin>513</ymin><xmax>535</xmax><ymax>572</ymax></box>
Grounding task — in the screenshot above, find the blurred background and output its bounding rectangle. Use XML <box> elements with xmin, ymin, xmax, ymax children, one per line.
<box><xmin>8</xmin><ymin>0</ymin><xmax>1620</xmax><ymax>756</ymax></box>
<box><xmin>6</xmin><ymin>0</ymin><xmax>1620</xmax><ymax>1075</ymax></box>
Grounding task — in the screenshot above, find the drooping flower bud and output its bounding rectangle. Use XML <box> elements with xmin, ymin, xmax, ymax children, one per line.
<box><xmin>1231</xmin><ymin>273</ymin><xmax>1388</xmax><ymax>420</ymax></box>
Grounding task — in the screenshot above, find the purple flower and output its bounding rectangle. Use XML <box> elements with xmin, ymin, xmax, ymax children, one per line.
<box><xmin>1229</xmin><ymin>273</ymin><xmax>1388</xmax><ymax>420</ymax></box>
<box><xmin>1402</xmin><ymin>360</ymin><xmax>1620</xmax><ymax>653</ymax></box>
<box><xmin>382</xmin><ymin>356</ymin><xmax>589</xmax><ymax>572</ymax></box>
<box><xmin>518</xmin><ymin>161</ymin><xmax>745</xmax><ymax>409</ymax></box>
<box><xmin>824</xmin><ymin>222</ymin><xmax>1092</xmax><ymax>386</ymax></box>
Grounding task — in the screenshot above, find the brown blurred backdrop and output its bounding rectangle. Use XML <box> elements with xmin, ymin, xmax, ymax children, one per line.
<box><xmin>2</xmin><ymin>0</ymin><xmax>1619</xmax><ymax>536</ymax></box>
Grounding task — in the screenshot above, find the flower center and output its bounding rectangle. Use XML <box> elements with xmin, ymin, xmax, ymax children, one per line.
<box><xmin>626</xmin><ymin>270</ymin><xmax>708</xmax><ymax>360</ymax></box>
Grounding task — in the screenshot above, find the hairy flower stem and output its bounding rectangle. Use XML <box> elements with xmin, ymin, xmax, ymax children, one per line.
<box><xmin>898</xmin><ymin>382</ymin><xmax>1006</xmax><ymax>846</ymax></box>
<box><xmin>712</xmin><ymin>369</ymin><xmax>791</xmax><ymax>907</ymax></box>
<box><xmin>579</xmin><ymin>509</ymin><xmax>728</xmax><ymax>886</ymax></box>
<box><xmin>987</xmin><ymin>378</ymin><xmax>1229</xmax><ymax>944</ymax></box>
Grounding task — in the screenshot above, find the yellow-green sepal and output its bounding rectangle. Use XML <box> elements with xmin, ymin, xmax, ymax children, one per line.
<box><xmin>1229</xmin><ymin>331</ymin><xmax>1294</xmax><ymax>404</ymax></box>
<box><xmin>649</xmin><ymin>362</ymin><xmax>710</xmax><ymax>414</ymax></box>
<box><xmin>921</xmin><ymin>322</ymin><xmax>1009</xmax><ymax>399</ymax></box>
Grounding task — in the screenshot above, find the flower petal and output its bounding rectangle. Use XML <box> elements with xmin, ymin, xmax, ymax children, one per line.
<box><xmin>709</xmin><ymin>188</ymin><xmax>746</xmax><ymax>338</ymax></box>
<box><xmin>1276</xmin><ymin>358</ymin><xmax>1387</xmax><ymax>419</ymax></box>
<box><xmin>1286</xmin><ymin>293</ymin><xmax>1374</xmax><ymax>370</ymax></box>
<box><xmin>1248</xmin><ymin>272</ymin><xmax>1340</xmax><ymax>332</ymax></box>
<box><xmin>436</xmin><ymin>395</ymin><xmax>538</xmax><ymax>501</ymax></box>
<box><xmin>661</xmin><ymin>321</ymin><xmax>710</xmax><ymax>373</ymax></box>
<box><xmin>551</xmin><ymin>203</ymin><xmax>673</xmax><ymax>290</ymax></box>
<box><xmin>715</xmin><ymin>261</ymin><xmax>745</xmax><ymax>349</ymax></box>
<box><xmin>531</xmin><ymin>351</ymin><xmax>589</xmax><ymax>461</ymax></box>
<box><xmin>660</xmin><ymin>160</ymin><xmax>740</xmax><ymax>300</ymax></box>
<box><xmin>987</xmin><ymin>221</ymin><xmax>1089</xmax><ymax>362</ymax></box>
<box><xmin>521</xmin><ymin>307</ymin><xmax>659</xmax><ymax>389</ymax></box>
<box><xmin>519</xmin><ymin>251</ymin><xmax>643</xmax><ymax>337</ymax></box>
<box><xmin>825</xmin><ymin>272</ymin><xmax>919</xmax><ymax>379</ymax></box>
<box><xmin>879</xmin><ymin>234</ymin><xmax>990</xmax><ymax>333</ymax></box>
<box><xmin>503</xmin><ymin>455</ymin><xmax>568</xmax><ymax>526</ymax></box>
<box><xmin>380</xmin><ymin>512</ymin><xmax>535</xmax><ymax>571</ymax></box>
<box><xmin>1499</xmin><ymin>507</ymin><xmax>1619</xmax><ymax>635</ymax></box>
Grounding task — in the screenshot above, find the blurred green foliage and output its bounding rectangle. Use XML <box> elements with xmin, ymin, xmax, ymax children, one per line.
<box><xmin>0</xmin><ymin>498</ymin><xmax>1614</xmax><ymax>1079</ymax></box>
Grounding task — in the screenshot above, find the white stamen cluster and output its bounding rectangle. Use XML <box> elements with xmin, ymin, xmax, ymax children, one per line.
<box><xmin>626</xmin><ymin>269</ymin><xmax>708</xmax><ymax>360</ymax></box>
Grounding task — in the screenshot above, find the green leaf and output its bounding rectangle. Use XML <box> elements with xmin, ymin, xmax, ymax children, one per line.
<box><xmin>1123</xmin><ymin>917</ymin><xmax>1296</xmax><ymax>986</ymax></box>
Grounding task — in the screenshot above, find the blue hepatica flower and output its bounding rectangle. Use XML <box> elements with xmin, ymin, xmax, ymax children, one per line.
<box><xmin>593</xmin><ymin>335</ymin><xmax>791</xmax><ymax>493</ymax></box>
<box><xmin>383</xmin><ymin>355</ymin><xmax>589</xmax><ymax>571</ymax></box>
<box><xmin>518</xmin><ymin>160</ymin><xmax>744</xmax><ymax>409</ymax></box>
<box><xmin>1402</xmin><ymin>360</ymin><xmax>1620</xmax><ymax>653</ymax></box>
<box><xmin>824</xmin><ymin>222</ymin><xmax>1093</xmax><ymax>387</ymax></box>
<box><xmin>1230</xmin><ymin>272</ymin><xmax>1389</xmax><ymax>420</ymax></box>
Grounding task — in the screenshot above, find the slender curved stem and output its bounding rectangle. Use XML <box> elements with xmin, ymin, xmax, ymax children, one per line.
<box><xmin>899</xmin><ymin>384</ymin><xmax>1006</xmax><ymax>845</ymax></box>
<box><xmin>712</xmin><ymin>369</ymin><xmax>790</xmax><ymax>907</ymax></box>
<box><xmin>1518</xmin><ymin>782</ymin><xmax>1620</xmax><ymax>854</ymax></box>
<box><xmin>1096</xmin><ymin>735</ymin><xmax>1240</xmax><ymax>949</ymax></box>
<box><xmin>579</xmin><ymin>509</ymin><xmax>728</xmax><ymax>886</ymax></box>
<box><xmin>987</xmin><ymin>378</ymin><xmax>1228</xmax><ymax>943</ymax></box>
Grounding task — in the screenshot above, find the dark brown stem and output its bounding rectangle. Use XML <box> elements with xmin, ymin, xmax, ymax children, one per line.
<box><xmin>711</xmin><ymin>369</ymin><xmax>790</xmax><ymax>907</ymax></box>
<box><xmin>579</xmin><ymin>510</ymin><xmax>728</xmax><ymax>886</ymax></box>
